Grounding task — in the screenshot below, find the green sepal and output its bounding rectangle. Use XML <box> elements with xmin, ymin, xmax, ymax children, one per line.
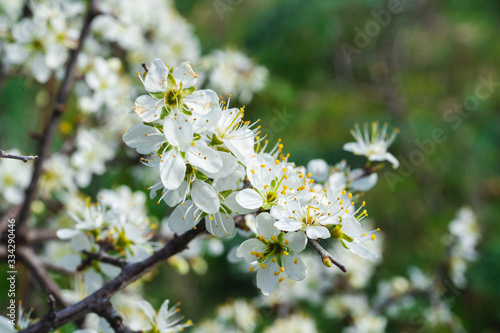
<box><xmin>219</xmin><ymin>205</ymin><xmax>232</xmax><ymax>215</ymax></box>
<box><xmin>209</xmin><ymin>134</ymin><xmax>224</xmax><ymax>146</ymax></box>
<box><xmin>167</xmin><ymin>73</ymin><xmax>176</xmax><ymax>89</ymax></box>
<box><xmin>179</xmin><ymin>106</ymin><xmax>192</xmax><ymax>116</ymax></box>
<box><xmin>216</xmin><ymin>146</ymin><xmax>231</xmax><ymax>153</ymax></box>
<box><xmin>150</xmin><ymin>92</ymin><xmax>164</xmax><ymax>99</ymax></box>
<box><xmin>194</xmin><ymin>170</ymin><xmax>208</xmax><ymax>181</ymax></box>
<box><xmin>160</xmin><ymin>106</ymin><xmax>170</xmax><ymax>120</ymax></box>
<box><xmin>182</xmin><ymin>86</ymin><xmax>196</xmax><ymax>96</ymax></box>
<box><xmin>341</xmin><ymin>233</ymin><xmax>354</xmax><ymax>242</ymax></box>
<box><xmin>219</xmin><ymin>190</ymin><xmax>233</xmax><ymax>198</ymax></box>
<box><xmin>180</xmin><ymin>151</ymin><xmax>186</xmax><ymax>159</ymax></box>
<box><xmin>340</xmin><ymin>239</ymin><xmax>350</xmax><ymax>250</ymax></box>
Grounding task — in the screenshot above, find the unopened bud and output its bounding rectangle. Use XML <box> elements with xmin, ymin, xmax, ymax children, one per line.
<box><xmin>322</xmin><ymin>256</ymin><xmax>332</xmax><ymax>267</ymax></box>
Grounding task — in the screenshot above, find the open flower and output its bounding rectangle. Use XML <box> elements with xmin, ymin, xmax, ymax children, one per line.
<box><xmin>236</xmin><ymin>213</ymin><xmax>307</xmax><ymax>295</ymax></box>
<box><xmin>331</xmin><ymin>215</ymin><xmax>379</xmax><ymax>259</ymax></box>
<box><xmin>236</xmin><ymin>153</ymin><xmax>304</xmax><ymax>210</ymax></box>
<box><xmin>137</xmin><ymin>299</ymin><xmax>192</xmax><ymax>333</ymax></box>
<box><xmin>137</xmin><ymin>59</ymin><xmax>218</xmax><ymax>120</ymax></box>
<box><xmin>343</xmin><ymin>122</ymin><xmax>399</xmax><ymax>168</ymax></box>
<box><xmin>270</xmin><ymin>188</ymin><xmax>354</xmax><ymax>240</ymax></box>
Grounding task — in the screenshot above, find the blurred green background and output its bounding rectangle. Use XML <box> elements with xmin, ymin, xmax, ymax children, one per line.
<box><xmin>1</xmin><ymin>0</ymin><xmax>500</xmax><ymax>331</ymax></box>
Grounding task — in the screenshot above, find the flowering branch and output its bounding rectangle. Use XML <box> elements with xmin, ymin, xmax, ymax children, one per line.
<box><xmin>20</xmin><ymin>221</ymin><xmax>207</xmax><ymax>333</ymax></box>
<box><xmin>0</xmin><ymin>150</ymin><xmax>38</xmax><ymax>163</ymax></box>
<box><xmin>15</xmin><ymin>0</ymin><xmax>100</xmax><ymax>235</ymax></box>
<box><xmin>308</xmin><ymin>239</ymin><xmax>347</xmax><ymax>273</ymax></box>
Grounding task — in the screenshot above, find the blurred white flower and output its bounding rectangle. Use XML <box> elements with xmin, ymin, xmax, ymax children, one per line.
<box><xmin>203</xmin><ymin>49</ymin><xmax>267</xmax><ymax>103</ymax></box>
<box><xmin>344</xmin><ymin>122</ymin><xmax>399</xmax><ymax>168</ymax></box>
<box><xmin>0</xmin><ymin>150</ymin><xmax>32</xmax><ymax>205</ymax></box>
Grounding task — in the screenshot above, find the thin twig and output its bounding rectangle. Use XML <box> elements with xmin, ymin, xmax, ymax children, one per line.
<box><xmin>14</xmin><ymin>0</ymin><xmax>100</xmax><ymax>235</ymax></box>
<box><xmin>20</xmin><ymin>222</ymin><xmax>207</xmax><ymax>333</ymax></box>
<box><xmin>80</xmin><ymin>250</ymin><xmax>128</xmax><ymax>269</ymax></box>
<box><xmin>308</xmin><ymin>239</ymin><xmax>347</xmax><ymax>273</ymax></box>
<box><xmin>0</xmin><ymin>150</ymin><xmax>38</xmax><ymax>163</ymax></box>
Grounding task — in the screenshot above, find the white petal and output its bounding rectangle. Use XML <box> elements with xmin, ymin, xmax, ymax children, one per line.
<box><xmin>343</xmin><ymin>142</ymin><xmax>364</xmax><ymax>155</ymax></box>
<box><xmin>202</xmin><ymin>151</ymin><xmax>238</xmax><ymax>179</ymax></box>
<box><xmin>163</xmin><ymin>181</ymin><xmax>188</xmax><ymax>207</ymax></box>
<box><xmin>99</xmin><ymin>263</ymin><xmax>121</xmax><ymax>278</ymax></box>
<box><xmin>341</xmin><ymin>215</ymin><xmax>362</xmax><ymax>238</ymax></box>
<box><xmin>235</xmin><ymin>189</ymin><xmax>263</xmax><ymax>210</ymax></box>
<box><xmin>255</xmin><ymin>213</ymin><xmax>279</xmax><ymax>238</ymax></box>
<box><xmin>134</xmin><ymin>95</ymin><xmax>161</xmax><ymax>122</ymax></box>
<box><xmin>274</xmin><ymin>219</ymin><xmax>302</xmax><ymax>232</ymax></box>
<box><xmin>163</xmin><ymin>113</ymin><xmax>193</xmax><ymax>152</ymax></box>
<box><xmin>223</xmin><ymin>192</ymin><xmax>256</xmax><ymax>215</ymax></box>
<box><xmin>0</xmin><ymin>316</ymin><xmax>16</xmax><ymax>333</ymax></box>
<box><xmin>56</xmin><ymin>228</ymin><xmax>80</xmax><ymax>240</ymax></box>
<box><xmin>350</xmin><ymin>173</ymin><xmax>378</xmax><ymax>191</ymax></box>
<box><xmin>168</xmin><ymin>201</ymin><xmax>198</xmax><ymax>234</ymax></box>
<box><xmin>284</xmin><ymin>255</ymin><xmax>307</xmax><ymax>281</ymax></box>
<box><xmin>84</xmin><ymin>268</ymin><xmax>103</xmax><ymax>294</ymax></box>
<box><xmin>345</xmin><ymin>240</ymin><xmax>378</xmax><ymax>259</ymax></box>
<box><xmin>256</xmin><ymin>257</ymin><xmax>280</xmax><ymax>295</ymax></box>
<box><xmin>173</xmin><ymin>61</ymin><xmax>197</xmax><ymax>88</ymax></box>
<box><xmin>206</xmin><ymin>213</ymin><xmax>235</xmax><ymax>238</ymax></box>
<box><xmin>305</xmin><ymin>226</ymin><xmax>331</xmax><ymax>240</ymax></box>
<box><xmin>137</xmin><ymin>300</ymin><xmax>156</xmax><ymax>323</ymax></box>
<box><xmin>225</xmin><ymin>133</ymin><xmax>255</xmax><ymax>165</ymax></box>
<box><xmin>186</xmin><ymin>140</ymin><xmax>222</xmax><ymax>173</ymax></box>
<box><xmin>32</xmin><ymin>53</ymin><xmax>51</xmax><ymax>83</ymax></box>
<box><xmin>183</xmin><ymin>89</ymin><xmax>218</xmax><ymax>115</ymax></box>
<box><xmin>144</xmin><ymin>58</ymin><xmax>168</xmax><ymax>93</ymax></box>
<box><xmin>122</xmin><ymin>125</ymin><xmax>163</xmax><ymax>154</ymax></box>
<box><xmin>159</xmin><ymin>149</ymin><xmax>186</xmax><ymax>190</ymax></box>
<box><xmin>191</xmin><ymin>180</ymin><xmax>220</xmax><ymax>214</ymax></box>
<box><xmin>60</xmin><ymin>254</ymin><xmax>81</xmax><ymax>272</ymax></box>
<box><xmin>192</xmin><ymin>106</ymin><xmax>222</xmax><ymax>133</ymax></box>
<box><xmin>283</xmin><ymin>231</ymin><xmax>307</xmax><ymax>253</ymax></box>
<box><xmin>236</xmin><ymin>238</ymin><xmax>267</xmax><ymax>262</ymax></box>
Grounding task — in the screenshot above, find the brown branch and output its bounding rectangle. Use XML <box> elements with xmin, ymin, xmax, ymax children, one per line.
<box><xmin>80</xmin><ymin>250</ymin><xmax>128</xmax><ymax>270</ymax></box>
<box><xmin>96</xmin><ymin>301</ymin><xmax>136</xmax><ymax>333</ymax></box>
<box><xmin>20</xmin><ymin>222</ymin><xmax>207</xmax><ymax>333</ymax></box>
<box><xmin>14</xmin><ymin>0</ymin><xmax>100</xmax><ymax>236</ymax></box>
<box><xmin>308</xmin><ymin>239</ymin><xmax>347</xmax><ymax>273</ymax></box>
<box><xmin>17</xmin><ymin>247</ymin><xmax>70</xmax><ymax>309</ymax></box>
<box><xmin>0</xmin><ymin>150</ymin><xmax>38</xmax><ymax>162</ymax></box>
<box><xmin>25</xmin><ymin>229</ymin><xmax>59</xmax><ymax>244</ymax></box>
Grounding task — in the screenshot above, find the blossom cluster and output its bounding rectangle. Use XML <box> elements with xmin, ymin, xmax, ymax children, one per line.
<box><xmin>122</xmin><ymin>58</ymin><xmax>401</xmax><ymax>295</ymax></box>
